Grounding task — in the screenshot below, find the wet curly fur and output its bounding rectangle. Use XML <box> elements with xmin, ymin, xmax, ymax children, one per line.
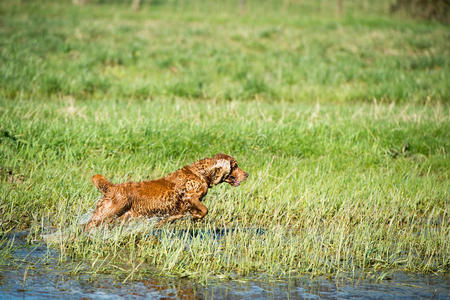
<box><xmin>85</xmin><ymin>154</ymin><xmax>248</xmax><ymax>230</ymax></box>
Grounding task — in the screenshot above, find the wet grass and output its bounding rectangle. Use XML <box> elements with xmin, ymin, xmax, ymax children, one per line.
<box><xmin>0</xmin><ymin>0</ymin><xmax>449</xmax><ymax>281</ymax></box>
<box><xmin>1</xmin><ymin>99</ymin><xmax>449</xmax><ymax>280</ymax></box>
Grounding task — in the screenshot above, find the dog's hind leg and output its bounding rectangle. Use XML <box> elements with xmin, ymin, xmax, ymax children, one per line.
<box><xmin>116</xmin><ymin>210</ymin><xmax>140</xmax><ymax>223</ymax></box>
<box><xmin>85</xmin><ymin>197</ymin><xmax>128</xmax><ymax>231</ymax></box>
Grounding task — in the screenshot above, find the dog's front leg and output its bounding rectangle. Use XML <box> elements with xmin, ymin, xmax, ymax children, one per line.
<box><xmin>183</xmin><ymin>183</ymin><xmax>208</xmax><ymax>221</ymax></box>
<box><xmin>188</xmin><ymin>196</ymin><xmax>208</xmax><ymax>220</ymax></box>
<box><xmin>153</xmin><ymin>213</ymin><xmax>185</xmax><ymax>227</ymax></box>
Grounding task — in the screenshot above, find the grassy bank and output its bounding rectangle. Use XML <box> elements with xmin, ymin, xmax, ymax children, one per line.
<box><xmin>1</xmin><ymin>98</ymin><xmax>448</xmax><ymax>279</ymax></box>
<box><xmin>0</xmin><ymin>0</ymin><xmax>449</xmax><ymax>280</ymax></box>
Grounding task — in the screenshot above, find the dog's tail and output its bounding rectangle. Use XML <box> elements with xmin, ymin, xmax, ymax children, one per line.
<box><xmin>92</xmin><ymin>174</ymin><xmax>112</xmax><ymax>194</ymax></box>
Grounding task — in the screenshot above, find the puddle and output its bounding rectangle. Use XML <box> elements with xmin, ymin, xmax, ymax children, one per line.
<box><xmin>1</xmin><ymin>231</ymin><xmax>448</xmax><ymax>299</ymax></box>
<box><xmin>43</xmin><ymin>211</ymin><xmax>266</xmax><ymax>243</ymax></box>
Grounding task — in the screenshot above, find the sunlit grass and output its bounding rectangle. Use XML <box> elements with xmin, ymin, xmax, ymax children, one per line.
<box><xmin>1</xmin><ymin>0</ymin><xmax>449</xmax><ymax>103</ymax></box>
<box><xmin>1</xmin><ymin>98</ymin><xmax>448</xmax><ymax>279</ymax></box>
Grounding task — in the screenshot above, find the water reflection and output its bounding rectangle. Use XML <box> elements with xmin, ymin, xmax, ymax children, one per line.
<box><xmin>0</xmin><ymin>231</ymin><xmax>448</xmax><ymax>299</ymax></box>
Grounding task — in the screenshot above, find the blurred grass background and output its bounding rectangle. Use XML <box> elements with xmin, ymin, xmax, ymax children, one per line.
<box><xmin>1</xmin><ymin>0</ymin><xmax>448</xmax><ymax>103</ymax></box>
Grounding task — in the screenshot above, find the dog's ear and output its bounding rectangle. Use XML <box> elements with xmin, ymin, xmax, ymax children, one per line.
<box><xmin>210</xmin><ymin>156</ymin><xmax>231</xmax><ymax>185</ymax></box>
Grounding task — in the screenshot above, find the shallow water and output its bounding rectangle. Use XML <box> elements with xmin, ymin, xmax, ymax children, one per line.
<box><xmin>1</xmin><ymin>231</ymin><xmax>448</xmax><ymax>299</ymax></box>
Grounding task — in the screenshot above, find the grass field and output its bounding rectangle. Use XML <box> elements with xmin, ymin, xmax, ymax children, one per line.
<box><xmin>0</xmin><ymin>0</ymin><xmax>449</xmax><ymax>281</ymax></box>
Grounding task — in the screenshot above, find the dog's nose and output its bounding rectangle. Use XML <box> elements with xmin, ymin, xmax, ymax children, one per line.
<box><xmin>244</xmin><ymin>172</ymin><xmax>249</xmax><ymax>179</ymax></box>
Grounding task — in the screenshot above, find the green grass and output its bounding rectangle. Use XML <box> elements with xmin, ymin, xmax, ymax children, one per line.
<box><xmin>0</xmin><ymin>0</ymin><xmax>449</xmax><ymax>281</ymax></box>
<box><xmin>1</xmin><ymin>0</ymin><xmax>449</xmax><ymax>103</ymax></box>
<box><xmin>1</xmin><ymin>99</ymin><xmax>448</xmax><ymax>280</ymax></box>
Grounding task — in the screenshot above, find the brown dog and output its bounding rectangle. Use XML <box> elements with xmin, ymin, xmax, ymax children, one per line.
<box><xmin>85</xmin><ymin>154</ymin><xmax>248</xmax><ymax>230</ymax></box>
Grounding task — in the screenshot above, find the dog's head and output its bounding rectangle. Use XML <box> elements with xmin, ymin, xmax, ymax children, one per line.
<box><xmin>210</xmin><ymin>153</ymin><xmax>248</xmax><ymax>186</ymax></box>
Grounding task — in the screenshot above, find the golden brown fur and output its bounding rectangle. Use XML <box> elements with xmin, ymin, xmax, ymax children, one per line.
<box><xmin>86</xmin><ymin>154</ymin><xmax>248</xmax><ymax>230</ymax></box>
